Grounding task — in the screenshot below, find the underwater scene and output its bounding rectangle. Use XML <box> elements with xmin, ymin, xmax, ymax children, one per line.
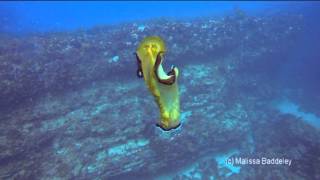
<box><xmin>0</xmin><ymin>1</ymin><xmax>320</xmax><ymax>180</ymax></box>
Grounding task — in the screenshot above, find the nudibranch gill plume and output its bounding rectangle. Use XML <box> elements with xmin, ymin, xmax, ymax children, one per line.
<box><xmin>135</xmin><ymin>36</ymin><xmax>181</xmax><ymax>131</ymax></box>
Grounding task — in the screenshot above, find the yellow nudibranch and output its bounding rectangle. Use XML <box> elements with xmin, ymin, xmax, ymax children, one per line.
<box><xmin>135</xmin><ymin>36</ymin><xmax>180</xmax><ymax>131</ymax></box>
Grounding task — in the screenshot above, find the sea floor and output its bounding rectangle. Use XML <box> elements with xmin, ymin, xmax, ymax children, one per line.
<box><xmin>0</xmin><ymin>11</ymin><xmax>319</xmax><ymax>179</ymax></box>
<box><xmin>1</xmin><ymin>63</ymin><xmax>320</xmax><ymax>179</ymax></box>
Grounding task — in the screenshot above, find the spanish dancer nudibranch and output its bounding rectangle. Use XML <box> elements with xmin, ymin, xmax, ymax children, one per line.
<box><xmin>135</xmin><ymin>36</ymin><xmax>181</xmax><ymax>131</ymax></box>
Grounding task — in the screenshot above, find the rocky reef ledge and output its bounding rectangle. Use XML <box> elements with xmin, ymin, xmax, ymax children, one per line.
<box><xmin>1</xmin><ymin>63</ymin><xmax>250</xmax><ymax>179</ymax></box>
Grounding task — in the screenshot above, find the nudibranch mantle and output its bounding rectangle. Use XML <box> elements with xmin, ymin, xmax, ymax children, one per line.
<box><xmin>135</xmin><ymin>36</ymin><xmax>180</xmax><ymax>131</ymax></box>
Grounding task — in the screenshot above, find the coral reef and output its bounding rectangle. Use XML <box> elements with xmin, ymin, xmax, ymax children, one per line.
<box><xmin>0</xmin><ymin>10</ymin><xmax>302</xmax><ymax>109</ymax></box>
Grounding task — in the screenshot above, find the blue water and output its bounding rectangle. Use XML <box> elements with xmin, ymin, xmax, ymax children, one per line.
<box><xmin>0</xmin><ymin>1</ymin><xmax>307</xmax><ymax>33</ymax></box>
<box><xmin>1</xmin><ymin>2</ymin><xmax>320</xmax><ymax>180</ymax></box>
